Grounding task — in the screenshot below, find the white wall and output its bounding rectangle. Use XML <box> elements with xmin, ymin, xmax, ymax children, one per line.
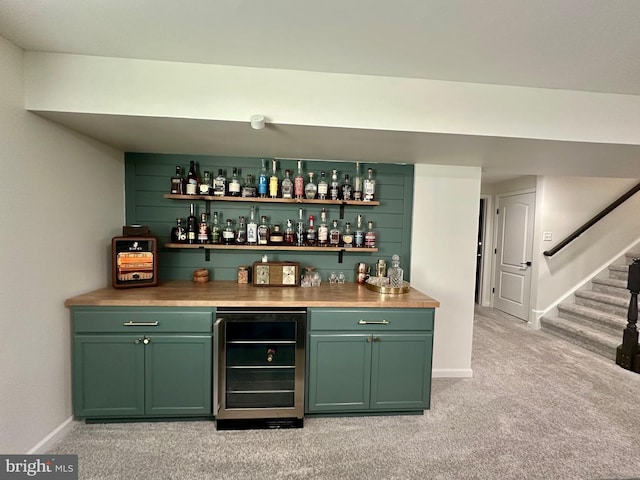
<box><xmin>0</xmin><ymin>36</ymin><xmax>124</xmax><ymax>453</ymax></box>
<box><xmin>411</xmin><ymin>165</ymin><xmax>481</xmax><ymax>377</ymax></box>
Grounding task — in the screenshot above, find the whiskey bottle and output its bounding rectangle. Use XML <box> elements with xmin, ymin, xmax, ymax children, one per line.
<box><xmin>210</xmin><ymin>211</ymin><xmax>221</xmax><ymax>244</ymax></box>
<box><xmin>365</xmin><ymin>221</ymin><xmax>377</xmax><ymax>248</ymax></box>
<box><xmin>317</xmin><ymin>171</ymin><xmax>328</xmax><ymax>200</ymax></box>
<box><xmin>246</xmin><ymin>205</ymin><xmax>258</xmax><ymax>246</ymax></box>
<box><xmin>199</xmin><ymin>171</ymin><xmax>212</xmax><ymax>195</ymax></box>
<box><xmin>213</xmin><ymin>169</ymin><xmax>227</xmax><ymax>196</ymax></box>
<box><xmin>329</xmin><ymin>169</ymin><xmax>341</xmax><ymax>200</ymax></box>
<box><xmin>281</xmin><ymin>169</ymin><xmax>294</xmax><ymax>199</ymax></box>
<box><xmin>317</xmin><ymin>208</ymin><xmax>329</xmax><ymax>247</ymax></box>
<box><xmin>258</xmin><ymin>159</ymin><xmax>268</xmax><ymax>198</ymax></box>
<box><xmin>197</xmin><ymin>212</ymin><xmax>210</xmax><ymax>244</ymax></box>
<box><xmin>284</xmin><ymin>219</ymin><xmax>295</xmax><ymax>245</ymax></box>
<box><xmin>228</xmin><ymin>167</ymin><xmax>242</xmax><ymax>197</ymax></box>
<box><xmin>306</xmin><ymin>215</ymin><xmax>317</xmax><ymax>246</ymax></box>
<box><xmin>257</xmin><ymin>215</ymin><xmax>271</xmax><ymax>245</ymax></box>
<box><xmin>269</xmin><ymin>159</ymin><xmax>279</xmax><ymax>198</ymax></box>
<box><xmin>353</xmin><ymin>162</ymin><xmax>363</xmax><ymax>201</ymax></box>
<box><xmin>242</xmin><ymin>174</ymin><xmax>257</xmax><ymax>198</ymax></box>
<box><xmin>235</xmin><ymin>216</ymin><xmax>247</xmax><ymax>245</ymax></box>
<box><xmin>354</xmin><ymin>214</ymin><xmax>364</xmax><ymax>248</ymax></box>
<box><xmin>186</xmin><ymin>160</ymin><xmax>199</xmax><ymax>195</ymax></box>
<box><xmin>270</xmin><ymin>224</ymin><xmax>284</xmax><ymax>245</ymax></box>
<box><xmin>305</xmin><ymin>172</ymin><xmax>317</xmax><ymax>199</ymax></box>
<box><xmin>186</xmin><ymin>204</ymin><xmax>197</xmax><ymax>244</ymax></box>
<box><xmin>342</xmin><ymin>174</ymin><xmax>353</xmax><ymax>201</ymax></box>
<box><xmin>170</xmin><ymin>166</ymin><xmax>185</xmax><ymax>194</ymax></box>
<box><xmin>329</xmin><ymin>219</ymin><xmax>341</xmax><ymax>247</ymax></box>
<box><xmin>222</xmin><ymin>219</ymin><xmax>235</xmax><ymax>245</ymax></box>
<box><xmin>294</xmin><ymin>160</ymin><xmax>305</xmax><ymax>199</ymax></box>
<box><xmin>342</xmin><ymin>222</ymin><xmax>354</xmax><ymax>247</ymax></box>
<box><xmin>363</xmin><ymin>168</ymin><xmax>376</xmax><ymax>201</ymax></box>
<box><xmin>170</xmin><ymin>218</ymin><xmax>186</xmax><ymax>243</ymax></box>
<box><xmin>296</xmin><ymin>208</ymin><xmax>306</xmax><ymax>246</ymax></box>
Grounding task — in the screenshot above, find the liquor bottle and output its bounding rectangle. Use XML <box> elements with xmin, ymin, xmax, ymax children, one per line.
<box><xmin>210</xmin><ymin>211</ymin><xmax>221</xmax><ymax>244</ymax></box>
<box><xmin>199</xmin><ymin>171</ymin><xmax>212</xmax><ymax>195</ymax></box>
<box><xmin>329</xmin><ymin>219</ymin><xmax>341</xmax><ymax>247</ymax></box>
<box><xmin>284</xmin><ymin>219</ymin><xmax>295</xmax><ymax>245</ymax></box>
<box><xmin>317</xmin><ymin>208</ymin><xmax>329</xmax><ymax>246</ymax></box>
<box><xmin>317</xmin><ymin>171</ymin><xmax>328</xmax><ymax>200</ymax></box>
<box><xmin>257</xmin><ymin>215</ymin><xmax>270</xmax><ymax>245</ymax></box>
<box><xmin>222</xmin><ymin>219</ymin><xmax>235</xmax><ymax>245</ymax></box>
<box><xmin>228</xmin><ymin>167</ymin><xmax>242</xmax><ymax>197</ymax></box>
<box><xmin>294</xmin><ymin>160</ymin><xmax>305</xmax><ymax>199</ymax></box>
<box><xmin>342</xmin><ymin>174</ymin><xmax>353</xmax><ymax>201</ymax></box>
<box><xmin>170</xmin><ymin>218</ymin><xmax>186</xmax><ymax>243</ymax></box>
<box><xmin>329</xmin><ymin>169</ymin><xmax>341</xmax><ymax>200</ymax></box>
<box><xmin>270</xmin><ymin>224</ymin><xmax>284</xmax><ymax>245</ymax></box>
<box><xmin>306</xmin><ymin>215</ymin><xmax>316</xmax><ymax>246</ymax></box>
<box><xmin>354</xmin><ymin>214</ymin><xmax>364</xmax><ymax>248</ymax></box>
<box><xmin>235</xmin><ymin>216</ymin><xmax>247</xmax><ymax>245</ymax></box>
<box><xmin>213</xmin><ymin>169</ymin><xmax>227</xmax><ymax>197</ymax></box>
<box><xmin>269</xmin><ymin>159</ymin><xmax>279</xmax><ymax>198</ymax></box>
<box><xmin>197</xmin><ymin>212</ymin><xmax>210</xmax><ymax>244</ymax></box>
<box><xmin>258</xmin><ymin>159</ymin><xmax>268</xmax><ymax>198</ymax></box>
<box><xmin>387</xmin><ymin>254</ymin><xmax>404</xmax><ymax>288</ymax></box>
<box><xmin>296</xmin><ymin>208</ymin><xmax>306</xmax><ymax>246</ymax></box>
<box><xmin>242</xmin><ymin>174</ymin><xmax>257</xmax><ymax>198</ymax></box>
<box><xmin>363</xmin><ymin>168</ymin><xmax>376</xmax><ymax>201</ymax></box>
<box><xmin>305</xmin><ymin>172</ymin><xmax>317</xmax><ymax>199</ymax></box>
<box><xmin>186</xmin><ymin>161</ymin><xmax>199</xmax><ymax>195</ymax></box>
<box><xmin>342</xmin><ymin>222</ymin><xmax>353</xmax><ymax>247</ymax></box>
<box><xmin>186</xmin><ymin>203</ymin><xmax>197</xmax><ymax>244</ymax></box>
<box><xmin>246</xmin><ymin>205</ymin><xmax>258</xmax><ymax>246</ymax></box>
<box><xmin>365</xmin><ymin>221</ymin><xmax>377</xmax><ymax>248</ymax></box>
<box><xmin>353</xmin><ymin>162</ymin><xmax>363</xmax><ymax>201</ymax></box>
<box><xmin>170</xmin><ymin>166</ymin><xmax>185</xmax><ymax>194</ymax></box>
<box><xmin>281</xmin><ymin>169</ymin><xmax>294</xmax><ymax>199</ymax></box>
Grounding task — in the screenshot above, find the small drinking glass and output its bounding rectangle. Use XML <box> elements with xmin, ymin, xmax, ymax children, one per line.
<box><xmin>337</xmin><ymin>272</ymin><xmax>346</xmax><ymax>283</ymax></box>
<box><xmin>329</xmin><ymin>272</ymin><xmax>338</xmax><ymax>283</ymax></box>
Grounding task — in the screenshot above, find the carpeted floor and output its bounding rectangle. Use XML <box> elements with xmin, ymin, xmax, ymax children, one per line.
<box><xmin>49</xmin><ymin>307</ymin><xmax>640</xmax><ymax>479</ymax></box>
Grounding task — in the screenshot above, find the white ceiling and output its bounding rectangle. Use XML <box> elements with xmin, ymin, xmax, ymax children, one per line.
<box><xmin>2</xmin><ymin>0</ymin><xmax>640</xmax><ymax>180</ymax></box>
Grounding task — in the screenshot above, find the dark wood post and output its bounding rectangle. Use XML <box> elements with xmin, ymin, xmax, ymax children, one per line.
<box><xmin>616</xmin><ymin>258</ymin><xmax>640</xmax><ymax>373</ymax></box>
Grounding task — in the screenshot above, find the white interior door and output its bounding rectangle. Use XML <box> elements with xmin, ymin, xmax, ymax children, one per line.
<box><xmin>493</xmin><ymin>192</ymin><xmax>535</xmax><ymax>320</ymax></box>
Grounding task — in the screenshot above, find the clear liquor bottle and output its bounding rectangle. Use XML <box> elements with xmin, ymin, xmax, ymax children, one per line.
<box><xmin>354</xmin><ymin>214</ymin><xmax>364</xmax><ymax>248</ymax></box>
<box><xmin>329</xmin><ymin>169</ymin><xmax>341</xmax><ymax>200</ymax></box>
<box><xmin>197</xmin><ymin>212</ymin><xmax>210</xmax><ymax>244</ymax></box>
<box><xmin>186</xmin><ymin>160</ymin><xmax>199</xmax><ymax>195</ymax></box>
<box><xmin>294</xmin><ymin>160</ymin><xmax>305</xmax><ymax>199</ymax></box>
<box><xmin>365</xmin><ymin>221</ymin><xmax>377</xmax><ymax>248</ymax></box>
<box><xmin>269</xmin><ymin>159</ymin><xmax>279</xmax><ymax>198</ymax></box>
<box><xmin>281</xmin><ymin>169</ymin><xmax>294</xmax><ymax>199</ymax></box>
<box><xmin>296</xmin><ymin>208</ymin><xmax>306</xmax><ymax>246</ymax></box>
<box><xmin>258</xmin><ymin>159</ymin><xmax>268</xmax><ymax>198</ymax></box>
<box><xmin>210</xmin><ymin>211</ymin><xmax>221</xmax><ymax>244</ymax></box>
<box><xmin>363</xmin><ymin>168</ymin><xmax>376</xmax><ymax>201</ymax></box>
<box><xmin>317</xmin><ymin>208</ymin><xmax>329</xmax><ymax>246</ymax></box>
<box><xmin>387</xmin><ymin>254</ymin><xmax>404</xmax><ymax>288</ymax></box>
<box><xmin>305</xmin><ymin>172</ymin><xmax>317</xmax><ymax>199</ymax></box>
<box><xmin>342</xmin><ymin>222</ymin><xmax>353</xmax><ymax>247</ymax></box>
<box><xmin>257</xmin><ymin>215</ymin><xmax>271</xmax><ymax>245</ymax></box>
<box><xmin>228</xmin><ymin>167</ymin><xmax>242</xmax><ymax>197</ymax></box>
<box><xmin>329</xmin><ymin>219</ymin><xmax>341</xmax><ymax>247</ymax></box>
<box><xmin>353</xmin><ymin>162</ymin><xmax>363</xmax><ymax>201</ymax></box>
<box><xmin>170</xmin><ymin>166</ymin><xmax>185</xmax><ymax>194</ymax></box>
<box><xmin>222</xmin><ymin>219</ymin><xmax>235</xmax><ymax>245</ymax></box>
<box><xmin>242</xmin><ymin>174</ymin><xmax>257</xmax><ymax>198</ymax></box>
<box><xmin>199</xmin><ymin>171</ymin><xmax>212</xmax><ymax>195</ymax></box>
<box><xmin>235</xmin><ymin>216</ymin><xmax>247</xmax><ymax>244</ymax></box>
<box><xmin>317</xmin><ymin>171</ymin><xmax>328</xmax><ymax>200</ymax></box>
<box><xmin>246</xmin><ymin>205</ymin><xmax>258</xmax><ymax>246</ymax></box>
<box><xmin>342</xmin><ymin>174</ymin><xmax>352</xmax><ymax>201</ymax></box>
<box><xmin>213</xmin><ymin>169</ymin><xmax>227</xmax><ymax>196</ymax></box>
<box><xmin>306</xmin><ymin>215</ymin><xmax>316</xmax><ymax>246</ymax></box>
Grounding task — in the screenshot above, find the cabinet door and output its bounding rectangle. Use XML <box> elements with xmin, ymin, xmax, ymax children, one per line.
<box><xmin>144</xmin><ymin>335</ymin><xmax>212</xmax><ymax>416</ymax></box>
<box><xmin>370</xmin><ymin>333</ymin><xmax>433</xmax><ymax>411</ymax></box>
<box><xmin>73</xmin><ymin>335</ymin><xmax>145</xmax><ymax>418</ymax></box>
<box><xmin>307</xmin><ymin>334</ymin><xmax>371</xmax><ymax>413</ymax></box>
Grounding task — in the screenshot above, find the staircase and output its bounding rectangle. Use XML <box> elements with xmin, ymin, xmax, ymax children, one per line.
<box><xmin>540</xmin><ymin>251</ymin><xmax>637</xmax><ymax>361</ymax></box>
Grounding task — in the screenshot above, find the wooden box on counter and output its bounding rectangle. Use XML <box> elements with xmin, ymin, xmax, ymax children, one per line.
<box><xmin>252</xmin><ymin>261</ymin><xmax>300</xmax><ymax>287</ymax></box>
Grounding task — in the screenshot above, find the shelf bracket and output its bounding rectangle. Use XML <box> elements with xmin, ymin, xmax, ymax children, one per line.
<box><xmin>339</xmin><ymin>203</ymin><xmax>346</xmax><ymax>219</ymax></box>
<box><xmin>205</xmin><ymin>249</ymin><xmax>211</xmax><ymax>262</ymax></box>
<box><xmin>338</xmin><ymin>249</ymin><xmax>344</xmax><ymax>263</ymax></box>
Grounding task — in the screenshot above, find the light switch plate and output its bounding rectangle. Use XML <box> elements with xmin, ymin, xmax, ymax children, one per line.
<box><xmin>543</xmin><ymin>232</ymin><xmax>553</xmax><ymax>242</ymax></box>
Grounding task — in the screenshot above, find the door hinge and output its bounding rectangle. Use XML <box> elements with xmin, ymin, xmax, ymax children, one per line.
<box><xmin>496</xmin><ymin>208</ymin><xmax>499</xmax><ymax>215</ymax></box>
<box><xmin>492</xmin><ymin>287</ymin><xmax>495</xmax><ymax>293</ymax></box>
<box><xmin>494</xmin><ymin>248</ymin><xmax>497</xmax><ymax>254</ymax></box>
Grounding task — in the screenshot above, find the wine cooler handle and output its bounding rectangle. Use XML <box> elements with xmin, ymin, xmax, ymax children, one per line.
<box><xmin>123</xmin><ymin>321</ymin><xmax>159</xmax><ymax>327</ymax></box>
<box><xmin>358</xmin><ymin>320</ymin><xmax>389</xmax><ymax>325</ymax></box>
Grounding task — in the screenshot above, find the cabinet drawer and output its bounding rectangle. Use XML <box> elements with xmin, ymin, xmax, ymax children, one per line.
<box><xmin>309</xmin><ymin>308</ymin><xmax>433</xmax><ymax>332</ymax></box>
<box><xmin>73</xmin><ymin>308</ymin><xmax>213</xmax><ymax>333</ymax></box>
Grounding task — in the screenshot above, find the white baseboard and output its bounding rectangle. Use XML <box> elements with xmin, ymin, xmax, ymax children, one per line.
<box><xmin>27</xmin><ymin>416</ymin><xmax>78</xmax><ymax>454</ymax></box>
<box><xmin>432</xmin><ymin>368</ymin><xmax>473</xmax><ymax>378</ymax></box>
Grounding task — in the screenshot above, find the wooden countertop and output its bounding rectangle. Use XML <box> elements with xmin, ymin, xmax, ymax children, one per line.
<box><xmin>64</xmin><ymin>280</ymin><xmax>440</xmax><ymax>309</ymax></box>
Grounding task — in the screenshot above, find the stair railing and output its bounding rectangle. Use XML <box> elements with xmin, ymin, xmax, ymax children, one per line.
<box><xmin>616</xmin><ymin>258</ymin><xmax>640</xmax><ymax>373</ymax></box>
<box><xmin>543</xmin><ymin>181</ymin><xmax>640</xmax><ymax>257</ymax></box>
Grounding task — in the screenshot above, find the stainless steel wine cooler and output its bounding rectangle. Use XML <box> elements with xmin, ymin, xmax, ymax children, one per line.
<box><xmin>213</xmin><ymin>307</ymin><xmax>307</xmax><ymax>429</ymax></box>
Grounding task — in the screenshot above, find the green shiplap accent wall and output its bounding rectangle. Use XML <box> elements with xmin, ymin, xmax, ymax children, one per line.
<box><xmin>125</xmin><ymin>153</ymin><xmax>414</xmax><ymax>282</ymax></box>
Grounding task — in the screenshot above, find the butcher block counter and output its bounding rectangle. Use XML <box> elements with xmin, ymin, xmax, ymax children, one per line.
<box><xmin>64</xmin><ymin>280</ymin><xmax>440</xmax><ymax>308</ymax></box>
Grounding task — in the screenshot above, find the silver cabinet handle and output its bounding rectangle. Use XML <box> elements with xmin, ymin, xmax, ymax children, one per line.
<box><xmin>123</xmin><ymin>321</ymin><xmax>159</xmax><ymax>327</ymax></box>
<box><xmin>358</xmin><ymin>320</ymin><xmax>389</xmax><ymax>325</ymax></box>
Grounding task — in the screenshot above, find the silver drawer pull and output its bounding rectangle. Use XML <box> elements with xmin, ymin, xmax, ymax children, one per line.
<box><xmin>123</xmin><ymin>321</ymin><xmax>159</xmax><ymax>327</ymax></box>
<box><xmin>358</xmin><ymin>320</ymin><xmax>389</xmax><ymax>325</ymax></box>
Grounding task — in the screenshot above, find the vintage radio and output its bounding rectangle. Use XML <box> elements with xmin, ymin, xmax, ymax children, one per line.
<box><xmin>111</xmin><ymin>236</ymin><xmax>158</xmax><ymax>288</ymax></box>
<box><xmin>252</xmin><ymin>261</ymin><xmax>300</xmax><ymax>287</ymax></box>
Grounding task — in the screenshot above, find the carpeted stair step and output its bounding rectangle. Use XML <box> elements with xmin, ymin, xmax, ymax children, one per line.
<box><xmin>556</xmin><ymin>303</ymin><xmax>627</xmax><ymax>335</ymax></box>
<box><xmin>608</xmin><ymin>264</ymin><xmax>628</xmax><ymax>281</ymax></box>
<box><xmin>574</xmin><ymin>290</ymin><xmax>629</xmax><ymax>317</ymax></box>
<box><xmin>591</xmin><ymin>277</ymin><xmax>629</xmax><ymax>299</ymax></box>
<box><xmin>539</xmin><ymin>314</ymin><xmax>619</xmax><ymax>360</ymax></box>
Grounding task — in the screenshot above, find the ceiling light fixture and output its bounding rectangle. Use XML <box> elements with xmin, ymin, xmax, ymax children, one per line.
<box><xmin>250</xmin><ymin>114</ymin><xmax>265</xmax><ymax>130</ymax></box>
